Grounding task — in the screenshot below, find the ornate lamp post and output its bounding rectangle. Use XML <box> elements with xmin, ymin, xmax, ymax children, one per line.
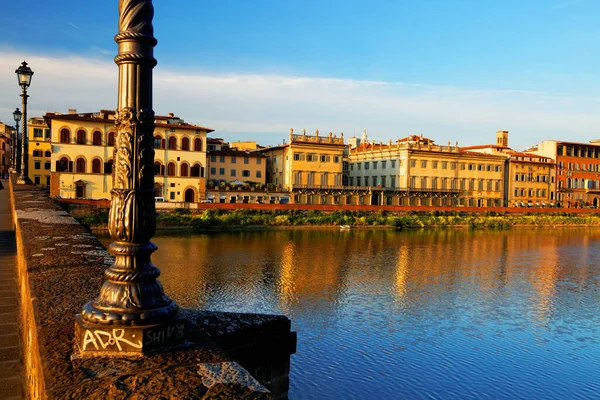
<box><xmin>15</xmin><ymin>62</ymin><xmax>33</xmax><ymax>184</ymax></box>
<box><xmin>12</xmin><ymin>108</ymin><xmax>21</xmax><ymax>173</ymax></box>
<box><xmin>76</xmin><ymin>0</ymin><xmax>184</xmax><ymax>354</ymax></box>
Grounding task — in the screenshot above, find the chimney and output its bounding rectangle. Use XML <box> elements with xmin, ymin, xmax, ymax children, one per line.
<box><xmin>68</xmin><ymin>109</ymin><xmax>77</xmax><ymax>114</ymax></box>
<box><xmin>168</xmin><ymin>112</ymin><xmax>174</xmax><ymax>117</ymax></box>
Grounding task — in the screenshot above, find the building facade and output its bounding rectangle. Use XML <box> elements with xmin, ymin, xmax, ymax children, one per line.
<box><xmin>534</xmin><ymin>140</ymin><xmax>600</xmax><ymax>207</ymax></box>
<box><xmin>207</xmin><ymin>148</ymin><xmax>266</xmax><ymax>186</ymax></box>
<box><xmin>347</xmin><ymin>134</ymin><xmax>506</xmax><ymax>207</ymax></box>
<box><xmin>0</xmin><ymin>122</ymin><xmax>14</xmax><ymax>175</ymax></box>
<box><xmin>27</xmin><ymin>117</ymin><xmax>52</xmax><ymax>187</ymax></box>
<box><xmin>46</xmin><ymin>110</ymin><xmax>213</xmax><ymax>202</ymax></box>
<box><xmin>261</xmin><ymin>129</ymin><xmax>346</xmax><ymax>204</ymax></box>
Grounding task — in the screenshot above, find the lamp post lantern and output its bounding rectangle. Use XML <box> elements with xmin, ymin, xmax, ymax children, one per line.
<box><xmin>12</xmin><ymin>108</ymin><xmax>21</xmax><ymax>173</ymax></box>
<box><xmin>15</xmin><ymin>61</ymin><xmax>33</xmax><ymax>184</ymax></box>
<box><xmin>75</xmin><ymin>0</ymin><xmax>184</xmax><ymax>354</ymax></box>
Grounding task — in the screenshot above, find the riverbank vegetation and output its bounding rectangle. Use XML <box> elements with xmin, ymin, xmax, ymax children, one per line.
<box><xmin>76</xmin><ymin>209</ymin><xmax>600</xmax><ymax>231</ymax></box>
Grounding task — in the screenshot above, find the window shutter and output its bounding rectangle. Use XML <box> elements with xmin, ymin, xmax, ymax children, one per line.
<box><xmin>69</xmin><ymin>161</ymin><xmax>74</xmax><ymax>172</ymax></box>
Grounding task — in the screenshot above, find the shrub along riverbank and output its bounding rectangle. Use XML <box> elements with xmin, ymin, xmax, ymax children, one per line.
<box><xmin>75</xmin><ymin>209</ymin><xmax>600</xmax><ymax>231</ymax></box>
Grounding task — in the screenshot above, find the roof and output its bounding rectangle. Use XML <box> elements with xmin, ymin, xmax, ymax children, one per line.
<box><xmin>44</xmin><ymin>110</ymin><xmax>214</xmax><ymax>133</ymax></box>
<box><xmin>209</xmin><ymin>148</ymin><xmax>265</xmax><ymax>157</ymax></box>
<box><xmin>460</xmin><ymin>144</ymin><xmax>509</xmax><ymax>151</ymax></box>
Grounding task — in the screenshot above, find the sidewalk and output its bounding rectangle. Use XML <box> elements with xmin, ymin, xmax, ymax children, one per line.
<box><xmin>0</xmin><ymin>178</ymin><xmax>23</xmax><ymax>399</ymax></box>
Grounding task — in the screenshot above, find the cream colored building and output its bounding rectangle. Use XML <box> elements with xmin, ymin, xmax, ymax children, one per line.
<box><xmin>346</xmin><ymin>132</ymin><xmax>506</xmax><ymax>206</ymax></box>
<box><xmin>261</xmin><ymin>129</ymin><xmax>346</xmax><ymax>204</ymax></box>
<box><xmin>27</xmin><ymin>117</ymin><xmax>52</xmax><ymax>187</ymax></box>
<box><xmin>207</xmin><ymin>148</ymin><xmax>266</xmax><ymax>185</ymax></box>
<box><xmin>46</xmin><ymin>109</ymin><xmax>213</xmax><ymax>202</ymax></box>
<box><xmin>0</xmin><ymin>122</ymin><xmax>14</xmax><ymax>175</ymax></box>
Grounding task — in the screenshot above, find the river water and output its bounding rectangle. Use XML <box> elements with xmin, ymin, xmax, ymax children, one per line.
<box><xmin>101</xmin><ymin>228</ymin><xmax>600</xmax><ymax>399</ymax></box>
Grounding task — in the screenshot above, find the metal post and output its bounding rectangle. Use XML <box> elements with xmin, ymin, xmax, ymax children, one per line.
<box><xmin>17</xmin><ymin>93</ymin><xmax>31</xmax><ymax>184</ymax></box>
<box><xmin>14</xmin><ymin>120</ymin><xmax>20</xmax><ymax>173</ymax></box>
<box><xmin>76</xmin><ymin>0</ymin><xmax>184</xmax><ymax>355</ymax></box>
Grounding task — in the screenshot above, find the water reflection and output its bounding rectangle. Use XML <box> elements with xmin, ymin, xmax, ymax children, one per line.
<box><xmin>99</xmin><ymin>228</ymin><xmax>600</xmax><ymax>399</ymax></box>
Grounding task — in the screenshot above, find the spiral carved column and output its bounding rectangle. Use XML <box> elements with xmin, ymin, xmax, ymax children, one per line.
<box><xmin>76</xmin><ymin>0</ymin><xmax>185</xmax><ymax>355</ymax></box>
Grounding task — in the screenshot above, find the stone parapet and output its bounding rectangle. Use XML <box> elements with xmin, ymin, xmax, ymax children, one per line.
<box><xmin>8</xmin><ymin>176</ymin><xmax>295</xmax><ymax>399</ymax></box>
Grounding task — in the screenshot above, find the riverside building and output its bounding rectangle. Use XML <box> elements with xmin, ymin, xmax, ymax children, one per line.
<box><xmin>461</xmin><ymin>131</ymin><xmax>556</xmax><ymax>207</ymax></box>
<box><xmin>27</xmin><ymin>117</ymin><xmax>52</xmax><ymax>188</ymax></box>
<box><xmin>45</xmin><ymin>109</ymin><xmax>213</xmax><ymax>202</ymax></box>
<box><xmin>346</xmin><ymin>131</ymin><xmax>506</xmax><ymax>206</ymax></box>
<box><xmin>533</xmin><ymin>140</ymin><xmax>600</xmax><ymax>208</ymax></box>
<box><xmin>260</xmin><ymin>129</ymin><xmax>346</xmax><ymax>204</ymax></box>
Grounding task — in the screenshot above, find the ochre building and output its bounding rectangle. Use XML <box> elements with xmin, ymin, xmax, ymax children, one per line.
<box><xmin>46</xmin><ymin>110</ymin><xmax>213</xmax><ymax>202</ymax></box>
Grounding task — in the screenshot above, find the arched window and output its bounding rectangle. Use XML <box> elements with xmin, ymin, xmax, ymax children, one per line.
<box><xmin>194</xmin><ymin>138</ymin><xmax>202</xmax><ymax>151</ymax></box>
<box><xmin>76</xmin><ymin>130</ymin><xmax>86</xmax><ymax>145</ymax></box>
<box><xmin>60</xmin><ymin>129</ymin><xmax>70</xmax><ymax>144</ymax></box>
<box><xmin>76</xmin><ymin>157</ymin><xmax>86</xmax><ymax>173</ymax></box>
<box><xmin>180</xmin><ymin>163</ymin><xmax>189</xmax><ymax>177</ymax></box>
<box><xmin>92</xmin><ymin>159</ymin><xmax>102</xmax><ymax>173</ymax></box>
<box><xmin>154</xmin><ymin>161</ymin><xmax>163</xmax><ymax>176</ymax></box>
<box><xmin>168</xmin><ymin>162</ymin><xmax>176</xmax><ymax>176</ymax></box>
<box><xmin>108</xmin><ymin>132</ymin><xmax>116</xmax><ymax>146</ymax></box>
<box><xmin>154</xmin><ymin>135</ymin><xmax>162</xmax><ymax>149</ymax></box>
<box><xmin>57</xmin><ymin>156</ymin><xmax>71</xmax><ymax>172</ymax></box>
<box><xmin>191</xmin><ymin>163</ymin><xmax>201</xmax><ymax>177</ymax></box>
<box><xmin>168</xmin><ymin>137</ymin><xmax>177</xmax><ymax>150</ymax></box>
<box><xmin>93</xmin><ymin>131</ymin><xmax>102</xmax><ymax>146</ymax></box>
<box><xmin>181</xmin><ymin>137</ymin><xmax>190</xmax><ymax>151</ymax></box>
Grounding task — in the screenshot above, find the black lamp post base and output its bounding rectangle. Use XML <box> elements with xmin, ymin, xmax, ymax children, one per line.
<box><xmin>75</xmin><ymin>314</ymin><xmax>187</xmax><ymax>355</ymax></box>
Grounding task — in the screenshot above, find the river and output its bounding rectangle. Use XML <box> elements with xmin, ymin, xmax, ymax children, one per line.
<box><xmin>100</xmin><ymin>227</ymin><xmax>600</xmax><ymax>399</ymax></box>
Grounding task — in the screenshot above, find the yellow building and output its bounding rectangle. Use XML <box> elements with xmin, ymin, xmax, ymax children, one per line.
<box><xmin>462</xmin><ymin>131</ymin><xmax>556</xmax><ymax>207</ymax></box>
<box><xmin>27</xmin><ymin>117</ymin><xmax>52</xmax><ymax>187</ymax></box>
<box><xmin>46</xmin><ymin>109</ymin><xmax>213</xmax><ymax>202</ymax></box>
<box><xmin>347</xmin><ymin>132</ymin><xmax>506</xmax><ymax>206</ymax></box>
<box><xmin>261</xmin><ymin>128</ymin><xmax>346</xmax><ymax>204</ymax></box>
<box><xmin>207</xmin><ymin>148</ymin><xmax>266</xmax><ymax>186</ymax></box>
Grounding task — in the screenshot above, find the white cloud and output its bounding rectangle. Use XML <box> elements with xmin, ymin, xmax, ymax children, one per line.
<box><xmin>1</xmin><ymin>48</ymin><xmax>600</xmax><ymax>151</ymax></box>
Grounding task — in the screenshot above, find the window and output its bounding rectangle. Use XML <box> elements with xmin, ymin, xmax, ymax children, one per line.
<box><xmin>209</xmin><ymin>155</ymin><xmax>216</xmax><ymax>162</ymax></box>
<box><xmin>432</xmin><ymin>161</ymin><xmax>438</xmax><ymax>169</ymax></box>
<box><xmin>421</xmin><ymin>160</ymin><xmax>427</xmax><ymax>168</ymax></box>
<box><xmin>60</xmin><ymin>129</ymin><xmax>70</xmax><ymax>144</ymax></box>
<box><xmin>244</xmin><ymin>157</ymin><xmax>249</xmax><ymax>164</ymax></box>
<box><xmin>170</xmin><ymin>192</ymin><xmax>176</xmax><ymax>200</ymax></box>
<box><xmin>180</xmin><ymin>163</ymin><xmax>189</xmax><ymax>177</ymax></box>
<box><xmin>391</xmin><ymin>160</ymin><xmax>396</xmax><ymax>168</ymax></box>
<box><xmin>194</xmin><ymin>138</ymin><xmax>202</xmax><ymax>151</ymax></box>
<box><xmin>33</xmin><ymin>128</ymin><xmax>43</xmax><ymax>138</ymax></box>
<box><xmin>381</xmin><ymin>176</ymin><xmax>386</xmax><ymax>187</ymax></box>
<box><xmin>365</xmin><ymin>162</ymin><xmax>370</xmax><ymax>170</ymax></box>
<box><xmin>154</xmin><ymin>136</ymin><xmax>162</xmax><ymax>149</ymax></box>
<box><xmin>44</xmin><ymin>150</ymin><xmax>51</xmax><ymax>157</ymax></box>
<box><xmin>92</xmin><ymin>159</ymin><xmax>102</xmax><ymax>173</ymax></box>
<box><xmin>76</xmin><ymin>130</ymin><xmax>86</xmax><ymax>145</ymax></box>
<box><xmin>219</xmin><ymin>168</ymin><xmax>225</xmax><ymax>175</ymax></box>
<box><xmin>256</xmin><ymin>157</ymin><xmax>262</xmax><ymax>165</ymax></box>
<box><xmin>231</xmin><ymin>156</ymin><xmax>236</xmax><ymax>164</ymax></box>
<box><xmin>154</xmin><ymin>162</ymin><xmax>162</xmax><ymax>175</ymax></box>
<box><xmin>372</xmin><ymin>161</ymin><xmax>377</xmax><ymax>169</ymax></box>
<box><xmin>256</xmin><ymin>171</ymin><xmax>262</xmax><ymax>178</ymax></box>
<box><xmin>56</xmin><ymin>158</ymin><xmax>72</xmax><ymax>172</ymax></box>
<box><xmin>33</xmin><ymin>150</ymin><xmax>43</xmax><ymax>157</ymax></box>
<box><xmin>168</xmin><ymin>137</ymin><xmax>177</xmax><ymax>150</ymax></box>
<box><xmin>231</xmin><ymin>169</ymin><xmax>236</xmax><ymax>177</ymax></box>
<box><xmin>357</xmin><ymin>163</ymin><xmax>362</xmax><ymax>170</ymax></box>
<box><xmin>44</xmin><ymin>161</ymin><xmax>51</xmax><ymax>170</ymax></box>
<box><xmin>357</xmin><ymin>177</ymin><xmax>362</xmax><ymax>186</ymax></box>
<box><xmin>167</xmin><ymin>162</ymin><xmax>176</xmax><ymax>176</ymax></box>
<box><xmin>105</xmin><ymin>160</ymin><xmax>114</xmax><ymax>174</ymax></box>
<box><xmin>181</xmin><ymin>137</ymin><xmax>190</xmax><ymax>151</ymax></box>
<box><xmin>242</xmin><ymin>170</ymin><xmax>250</xmax><ymax>177</ymax></box>
<box><xmin>76</xmin><ymin>158</ymin><xmax>86</xmax><ymax>173</ymax></box>
<box><xmin>451</xmin><ymin>162</ymin><xmax>457</xmax><ymax>170</ymax></box>
<box><xmin>93</xmin><ymin>131</ymin><xmax>102</xmax><ymax>146</ymax></box>
<box><xmin>390</xmin><ymin>177</ymin><xmax>396</xmax><ymax>188</ymax></box>
<box><xmin>382</xmin><ymin>160</ymin><xmax>387</xmax><ymax>169</ymax></box>
<box><xmin>220</xmin><ymin>155</ymin><xmax>225</xmax><ymax>162</ymax></box>
<box><xmin>44</xmin><ymin>129</ymin><xmax>51</xmax><ymax>140</ymax></box>
<box><xmin>442</xmin><ymin>161</ymin><xmax>447</xmax><ymax>169</ymax></box>
<box><xmin>210</xmin><ymin>167</ymin><xmax>216</xmax><ymax>175</ymax></box>
<box><xmin>334</xmin><ymin>156</ymin><xmax>340</xmax><ymax>163</ymax></box>
<box><xmin>34</xmin><ymin>161</ymin><xmax>40</xmax><ymax>170</ymax></box>
<box><xmin>460</xmin><ymin>163</ymin><xmax>466</xmax><ymax>170</ymax></box>
<box><xmin>108</xmin><ymin>132</ymin><xmax>116</xmax><ymax>146</ymax></box>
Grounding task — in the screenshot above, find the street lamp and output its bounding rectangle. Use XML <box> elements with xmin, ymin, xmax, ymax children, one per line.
<box><xmin>12</xmin><ymin>108</ymin><xmax>21</xmax><ymax>173</ymax></box>
<box><xmin>15</xmin><ymin>61</ymin><xmax>33</xmax><ymax>184</ymax></box>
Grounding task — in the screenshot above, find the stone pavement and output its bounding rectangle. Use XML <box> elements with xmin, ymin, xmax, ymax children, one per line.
<box><xmin>0</xmin><ymin>178</ymin><xmax>23</xmax><ymax>399</ymax></box>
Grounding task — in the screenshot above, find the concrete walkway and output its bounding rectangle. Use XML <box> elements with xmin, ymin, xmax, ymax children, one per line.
<box><xmin>0</xmin><ymin>178</ymin><xmax>23</xmax><ymax>399</ymax></box>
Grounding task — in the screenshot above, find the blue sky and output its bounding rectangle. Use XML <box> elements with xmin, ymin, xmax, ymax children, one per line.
<box><xmin>1</xmin><ymin>0</ymin><xmax>600</xmax><ymax>149</ymax></box>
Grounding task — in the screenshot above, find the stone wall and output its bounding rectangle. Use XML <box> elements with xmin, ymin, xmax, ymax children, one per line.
<box><xmin>9</xmin><ymin>177</ymin><xmax>295</xmax><ymax>399</ymax></box>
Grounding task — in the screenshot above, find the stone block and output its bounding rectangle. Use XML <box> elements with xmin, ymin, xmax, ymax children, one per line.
<box><xmin>75</xmin><ymin>314</ymin><xmax>186</xmax><ymax>354</ymax></box>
